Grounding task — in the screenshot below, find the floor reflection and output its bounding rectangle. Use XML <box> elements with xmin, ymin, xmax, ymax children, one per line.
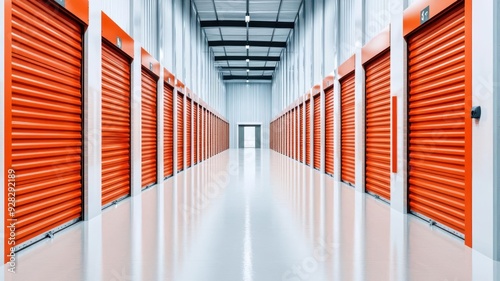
<box><xmin>4</xmin><ymin>149</ymin><xmax>499</xmax><ymax>281</ymax></box>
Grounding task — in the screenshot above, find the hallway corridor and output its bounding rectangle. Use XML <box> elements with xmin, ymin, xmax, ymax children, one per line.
<box><xmin>3</xmin><ymin>149</ymin><xmax>491</xmax><ymax>281</ymax></box>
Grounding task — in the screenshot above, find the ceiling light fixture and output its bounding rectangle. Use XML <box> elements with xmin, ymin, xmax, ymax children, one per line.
<box><xmin>245</xmin><ymin>45</ymin><xmax>250</xmax><ymax>49</ymax></box>
<box><xmin>247</xmin><ymin>69</ymin><xmax>250</xmax><ymax>72</ymax></box>
<box><xmin>246</xmin><ymin>59</ymin><xmax>250</xmax><ymax>62</ymax></box>
<box><xmin>245</xmin><ymin>15</ymin><xmax>250</xmax><ymax>23</ymax></box>
<box><xmin>246</xmin><ymin>79</ymin><xmax>249</xmax><ymax>83</ymax></box>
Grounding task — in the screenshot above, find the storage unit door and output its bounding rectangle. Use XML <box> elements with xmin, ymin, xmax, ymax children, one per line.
<box><xmin>313</xmin><ymin>95</ymin><xmax>321</xmax><ymax>170</ymax></box>
<box><xmin>325</xmin><ymin>86</ymin><xmax>334</xmax><ymax>176</ymax></box>
<box><xmin>194</xmin><ymin>103</ymin><xmax>198</xmax><ymax>164</ymax></box>
<box><xmin>11</xmin><ymin>0</ymin><xmax>83</xmax><ymax>247</ymax></box>
<box><xmin>299</xmin><ymin>105</ymin><xmax>304</xmax><ymax>162</ymax></box>
<box><xmin>164</xmin><ymin>84</ymin><xmax>174</xmax><ymax>177</ymax></box>
<box><xmin>177</xmin><ymin>93</ymin><xmax>184</xmax><ymax>172</ymax></box>
<box><xmin>408</xmin><ymin>4</ymin><xmax>468</xmax><ymax>236</ymax></box>
<box><xmin>292</xmin><ymin>110</ymin><xmax>296</xmax><ymax>159</ymax></box>
<box><xmin>365</xmin><ymin>50</ymin><xmax>391</xmax><ymax>200</ymax></box>
<box><xmin>186</xmin><ymin>98</ymin><xmax>192</xmax><ymax>167</ymax></box>
<box><xmin>141</xmin><ymin>68</ymin><xmax>157</xmax><ymax>189</ymax></box>
<box><xmin>102</xmin><ymin>41</ymin><xmax>131</xmax><ymax>206</ymax></box>
<box><xmin>305</xmin><ymin>101</ymin><xmax>311</xmax><ymax>165</ymax></box>
<box><xmin>341</xmin><ymin>72</ymin><xmax>356</xmax><ymax>185</ymax></box>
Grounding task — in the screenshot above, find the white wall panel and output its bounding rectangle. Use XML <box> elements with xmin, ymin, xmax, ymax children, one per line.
<box><xmin>102</xmin><ymin>0</ymin><xmax>131</xmax><ymax>35</ymax></box>
<box><xmin>364</xmin><ymin>0</ymin><xmax>391</xmax><ymax>43</ymax></box>
<box><xmin>227</xmin><ymin>84</ymin><xmax>272</xmax><ymax>148</ymax></box>
<box><xmin>142</xmin><ymin>0</ymin><xmax>158</xmax><ymax>57</ymax></box>
<box><xmin>339</xmin><ymin>0</ymin><xmax>355</xmax><ymax>63</ymax></box>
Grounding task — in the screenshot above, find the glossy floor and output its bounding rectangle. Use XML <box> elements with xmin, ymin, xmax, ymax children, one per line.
<box><xmin>3</xmin><ymin>149</ymin><xmax>499</xmax><ymax>281</ymax></box>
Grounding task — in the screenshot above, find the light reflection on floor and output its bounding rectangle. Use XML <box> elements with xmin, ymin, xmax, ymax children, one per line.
<box><xmin>3</xmin><ymin>149</ymin><xmax>498</xmax><ymax>281</ymax></box>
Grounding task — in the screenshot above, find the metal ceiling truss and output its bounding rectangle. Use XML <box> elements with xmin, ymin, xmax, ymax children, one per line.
<box><xmin>200</xmin><ymin>20</ymin><xmax>294</xmax><ymax>29</ymax></box>
<box><xmin>223</xmin><ymin>75</ymin><xmax>273</xmax><ymax>81</ymax></box>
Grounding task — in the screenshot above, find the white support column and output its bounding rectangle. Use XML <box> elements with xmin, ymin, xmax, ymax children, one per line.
<box><xmin>333</xmin><ymin>79</ymin><xmax>342</xmax><ymax>182</ymax></box>
<box><xmin>354</xmin><ymin>51</ymin><xmax>365</xmax><ymax>192</ymax></box>
<box><xmin>320</xmin><ymin>85</ymin><xmax>326</xmax><ymax>174</ymax></box>
<box><xmin>173</xmin><ymin>87</ymin><xmax>178</xmax><ymax>173</ymax></box>
<box><xmin>83</xmin><ymin>0</ymin><xmax>102</xmax><ymax>220</ymax></box>
<box><xmin>157</xmin><ymin>69</ymin><xmax>164</xmax><ymax>185</ymax></box>
<box><xmin>472</xmin><ymin>0</ymin><xmax>500</xmax><ymax>261</ymax></box>
<box><xmin>390</xmin><ymin>1</ymin><xmax>408</xmax><ymax>213</ymax></box>
<box><xmin>130</xmin><ymin>0</ymin><xmax>142</xmax><ymax>196</ymax></box>
<box><xmin>354</xmin><ymin>0</ymin><xmax>365</xmax><ymax>192</ymax></box>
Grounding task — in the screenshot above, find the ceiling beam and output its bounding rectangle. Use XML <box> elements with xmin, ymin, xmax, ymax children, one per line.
<box><xmin>215</xmin><ymin>56</ymin><xmax>280</xmax><ymax>61</ymax></box>
<box><xmin>223</xmin><ymin>75</ymin><xmax>273</xmax><ymax>81</ymax></box>
<box><xmin>219</xmin><ymin>66</ymin><xmax>275</xmax><ymax>71</ymax></box>
<box><xmin>208</xmin><ymin>40</ymin><xmax>286</xmax><ymax>48</ymax></box>
<box><xmin>200</xmin><ymin>20</ymin><xmax>294</xmax><ymax>29</ymax></box>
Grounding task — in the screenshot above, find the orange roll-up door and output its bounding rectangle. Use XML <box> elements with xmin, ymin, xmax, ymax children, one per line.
<box><xmin>177</xmin><ymin>92</ymin><xmax>184</xmax><ymax>172</ymax></box>
<box><xmin>325</xmin><ymin>86</ymin><xmax>334</xmax><ymax>176</ymax></box>
<box><xmin>299</xmin><ymin>104</ymin><xmax>304</xmax><ymax>162</ymax></box>
<box><xmin>341</xmin><ymin>72</ymin><xmax>356</xmax><ymax>185</ymax></box>
<box><xmin>194</xmin><ymin>103</ymin><xmax>198</xmax><ymax>164</ymax></box>
<box><xmin>186</xmin><ymin>98</ymin><xmax>192</xmax><ymax>168</ymax></box>
<box><xmin>164</xmin><ymin>84</ymin><xmax>174</xmax><ymax>177</ymax></box>
<box><xmin>285</xmin><ymin>113</ymin><xmax>289</xmax><ymax>156</ymax></box>
<box><xmin>365</xmin><ymin>50</ymin><xmax>391</xmax><ymax>200</ymax></box>
<box><xmin>102</xmin><ymin>41</ymin><xmax>131</xmax><ymax>206</ymax></box>
<box><xmin>10</xmin><ymin>0</ymin><xmax>83</xmax><ymax>248</ymax></box>
<box><xmin>313</xmin><ymin>94</ymin><xmax>321</xmax><ymax>170</ymax></box>
<box><xmin>292</xmin><ymin>109</ymin><xmax>296</xmax><ymax>159</ymax></box>
<box><xmin>141</xmin><ymin>68</ymin><xmax>157</xmax><ymax>189</ymax></box>
<box><xmin>305</xmin><ymin>100</ymin><xmax>311</xmax><ymax>165</ymax></box>
<box><xmin>407</xmin><ymin>3</ymin><xmax>469</xmax><ymax>237</ymax></box>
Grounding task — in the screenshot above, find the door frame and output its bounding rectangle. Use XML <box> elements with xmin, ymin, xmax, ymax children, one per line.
<box><xmin>237</xmin><ymin>122</ymin><xmax>262</xmax><ymax>149</ymax></box>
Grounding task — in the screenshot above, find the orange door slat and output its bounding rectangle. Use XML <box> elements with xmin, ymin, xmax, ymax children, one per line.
<box><xmin>314</xmin><ymin>94</ymin><xmax>321</xmax><ymax>170</ymax></box>
<box><xmin>305</xmin><ymin>100</ymin><xmax>311</xmax><ymax>165</ymax></box>
<box><xmin>204</xmin><ymin>109</ymin><xmax>207</xmax><ymax>160</ymax></box>
<box><xmin>299</xmin><ymin>104</ymin><xmax>304</xmax><ymax>162</ymax></box>
<box><xmin>102</xmin><ymin>41</ymin><xmax>131</xmax><ymax>206</ymax></box>
<box><xmin>177</xmin><ymin>93</ymin><xmax>184</xmax><ymax>172</ymax></box>
<box><xmin>163</xmin><ymin>84</ymin><xmax>174</xmax><ymax>177</ymax></box>
<box><xmin>186</xmin><ymin>98</ymin><xmax>192</xmax><ymax>167</ymax></box>
<box><xmin>10</xmin><ymin>0</ymin><xmax>83</xmax><ymax>246</ymax></box>
<box><xmin>194</xmin><ymin>103</ymin><xmax>198</xmax><ymax>164</ymax></box>
<box><xmin>408</xmin><ymin>4</ymin><xmax>467</xmax><ymax>235</ymax></box>
<box><xmin>341</xmin><ymin>72</ymin><xmax>356</xmax><ymax>185</ymax></box>
<box><xmin>325</xmin><ymin>86</ymin><xmax>334</xmax><ymax>175</ymax></box>
<box><xmin>365</xmin><ymin>50</ymin><xmax>391</xmax><ymax>200</ymax></box>
<box><xmin>141</xmin><ymin>68</ymin><xmax>157</xmax><ymax>188</ymax></box>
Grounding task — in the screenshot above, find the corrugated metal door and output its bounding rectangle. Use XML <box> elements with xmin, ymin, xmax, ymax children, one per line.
<box><xmin>141</xmin><ymin>68</ymin><xmax>157</xmax><ymax>189</ymax></box>
<box><xmin>186</xmin><ymin>98</ymin><xmax>192</xmax><ymax>168</ymax></box>
<box><xmin>102</xmin><ymin>41</ymin><xmax>131</xmax><ymax>205</ymax></box>
<box><xmin>365</xmin><ymin>50</ymin><xmax>391</xmax><ymax>200</ymax></box>
<box><xmin>408</xmin><ymin>4</ymin><xmax>468</xmax><ymax>236</ymax></box>
<box><xmin>11</xmin><ymin>0</ymin><xmax>83</xmax><ymax>247</ymax></box>
<box><xmin>295</xmin><ymin>108</ymin><xmax>299</xmax><ymax>160</ymax></box>
<box><xmin>177</xmin><ymin>92</ymin><xmax>184</xmax><ymax>172</ymax></box>
<box><xmin>194</xmin><ymin>103</ymin><xmax>198</xmax><ymax>164</ymax></box>
<box><xmin>314</xmin><ymin>94</ymin><xmax>321</xmax><ymax>170</ymax></box>
<box><xmin>325</xmin><ymin>86</ymin><xmax>334</xmax><ymax>175</ymax></box>
<box><xmin>204</xmin><ymin>109</ymin><xmax>207</xmax><ymax>159</ymax></box>
<box><xmin>341</xmin><ymin>73</ymin><xmax>356</xmax><ymax>185</ymax></box>
<box><xmin>163</xmin><ymin>84</ymin><xmax>174</xmax><ymax>177</ymax></box>
<box><xmin>299</xmin><ymin>104</ymin><xmax>304</xmax><ymax>162</ymax></box>
<box><xmin>305</xmin><ymin>100</ymin><xmax>311</xmax><ymax>165</ymax></box>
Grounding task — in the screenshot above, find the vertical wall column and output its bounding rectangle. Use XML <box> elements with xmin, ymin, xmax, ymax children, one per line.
<box><xmin>173</xmin><ymin>87</ymin><xmax>178</xmax><ymax>174</ymax></box>
<box><xmin>354</xmin><ymin>0</ymin><xmax>365</xmax><ymax>192</ymax></box>
<box><xmin>130</xmin><ymin>0</ymin><xmax>142</xmax><ymax>196</ymax></box>
<box><xmin>389</xmin><ymin>0</ymin><xmax>408</xmax><ymax>213</ymax></box>
<box><xmin>333</xmin><ymin>79</ymin><xmax>342</xmax><ymax>181</ymax></box>
<box><xmin>83</xmin><ymin>0</ymin><xmax>102</xmax><ymax>219</ymax></box>
<box><xmin>472</xmin><ymin>0</ymin><xmax>500</xmax><ymax>261</ymax></box>
<box><xmin>157</xmin><ymin>69</ymin><xmax>164</xmax><ymax>184</ymax></box>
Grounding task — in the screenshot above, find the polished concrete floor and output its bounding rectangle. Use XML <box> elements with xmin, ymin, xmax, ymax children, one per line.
<box><xmin>3</xmin><ymin>149</ymin><xmax>499</xmax><ymax>281</ymax></box>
